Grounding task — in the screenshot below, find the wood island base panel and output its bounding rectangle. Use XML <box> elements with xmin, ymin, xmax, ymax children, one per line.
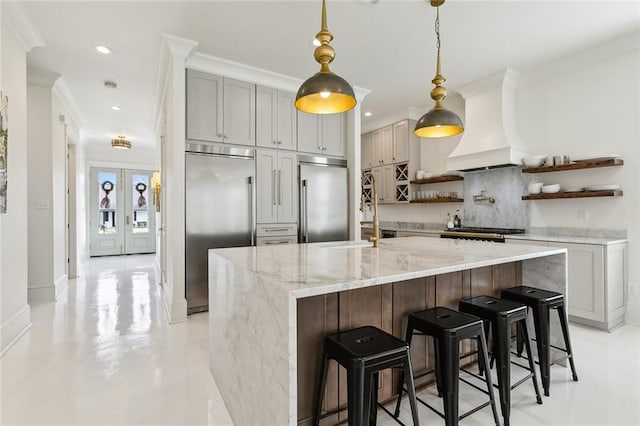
<box><xmin>208</xmin><ymin>238</ymin><xmax>567</xmax><ymax>426</ymax></box>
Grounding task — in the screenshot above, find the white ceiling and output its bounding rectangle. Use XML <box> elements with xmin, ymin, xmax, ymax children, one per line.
<box><xmin>23</xmin><ymin>1</ymin><xmax>640</xmax><ymax>148</ymax></box>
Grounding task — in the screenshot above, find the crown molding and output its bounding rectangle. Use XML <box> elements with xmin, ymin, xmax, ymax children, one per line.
<box><xmin>2</xmin><ymin>1</ymin><xmax>45</xmax><ymax>52</ymax></box>
<box><xmin>52</xmin><ymin>76</ymin><xmax>85</xmax><ymax>128</ymax></box>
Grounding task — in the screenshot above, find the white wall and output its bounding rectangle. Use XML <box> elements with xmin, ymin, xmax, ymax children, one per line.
<box><xmin>516</xmin><ymin>34</ymin><xmax>640</xmax><ymax>323</ymax></box>
<box><xmin>0</xmin><ymin>11</ymin><xmax>31</xmax><ymax>355</ymax></box>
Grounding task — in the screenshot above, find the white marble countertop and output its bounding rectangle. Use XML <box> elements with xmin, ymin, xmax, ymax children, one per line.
<box><xmin>210</xmin><ymin>237</ymin><xmax>565</xmax><ymax>299</ymax></box>
<box><xmin>505</xmin><ymin>234</ymin><xmax>628</xmax><ymax>245</ymax></box>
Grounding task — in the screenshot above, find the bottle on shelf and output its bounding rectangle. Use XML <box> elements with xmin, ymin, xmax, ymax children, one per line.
<box><xmin>453</xmin><ymin>209</ymin><xmax>461</xmax><ymax>228</ymax></box>
<box><xmin>446</xmin><ymin>213</ymin><xmax>454</xmax><ymax>229</ymax></box>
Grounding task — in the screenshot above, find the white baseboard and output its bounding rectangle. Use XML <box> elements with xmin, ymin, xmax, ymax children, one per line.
<box><xmin>159</xmin><ymin>279</ymin><xmax>188</xmax><ymax>324</ymax></box>
<box><xmin>1</xmin><ymin>305</ymin><xmax>31</xmax><ymax>357</ymax></box>
<box><xmin>28</xmin><ymin>274</ymin><xmax>68</xmax><ymax>303</ymax></box>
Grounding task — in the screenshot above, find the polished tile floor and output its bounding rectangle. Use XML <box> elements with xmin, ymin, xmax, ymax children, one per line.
<box><xmin>1</xmin><ymin>254</ymin><xmax>639</xmax><ymax>425</ymax></box>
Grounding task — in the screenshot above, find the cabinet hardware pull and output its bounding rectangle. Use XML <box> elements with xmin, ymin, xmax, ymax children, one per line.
<box><xmin>277</xmin><ymin>141</ymin><xmax>282</xmax><ymax>145</ymax></box>
<box><xmin>265</xmin><ymin>228</ymin><xmax>291</xmax><ymax>232</ymax></box>
<box><xmin>278</xmin><ymin>170</ymin><xmax>282</xmax><ymax>205</ymax></box>
<box><xmin>272</xmin><ymin>170</ymin><xmax>277</xmax><ymax>205</ymax></box>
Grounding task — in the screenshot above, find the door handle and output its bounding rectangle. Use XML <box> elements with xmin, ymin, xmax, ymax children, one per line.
<box><xmin>272</xmin><ymin>169</ymin><xmax>277</xmax><ymax>206</ymax></box>
<box><xmin>264</xmin><ymin>240</ymin><xmax>290</xmax><ymax>245</ymax></box>
<box><xmin>277</xmin><ymin>170</ymin><xmax>282</xmax><ymax>206</ymax></box>
<box><xmin>302</xmin><ymin>180</ymin><xmax>309</xmax><ymax>243</ymax></box>
<box><xmin>126</xmin><ymin>215</ymin><xmax>130</xmax><ymax>225</ymax></box>
<box><xmin>249</xmin><ymin>176</ymin><xmax>255</xmax><ymax>246</ymax></box>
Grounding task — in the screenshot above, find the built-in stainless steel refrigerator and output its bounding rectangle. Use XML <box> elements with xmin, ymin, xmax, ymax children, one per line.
<box><xmin>185</xmin><ymin>143</ymin><xmax>255</xmax><ymax>314</ymax></box>
<box><xmin>299</xmin><ymin>155</ymin><xmax>348</xmax><ymax>243</ymax></box>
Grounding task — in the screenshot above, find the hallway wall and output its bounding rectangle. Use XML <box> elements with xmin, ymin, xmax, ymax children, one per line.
<box><xmin>1</xmin><ymin>7</ymin><xmax>31</xmax><ymax>355</ymax></box>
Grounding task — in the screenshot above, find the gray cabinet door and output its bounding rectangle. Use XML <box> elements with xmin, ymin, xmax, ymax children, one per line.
<box><xmin>186</xmin><ymin>70</ymin><xmax>223</xmax><ymax>143</ymax></box>
<box><xmin>372</xmin><ymin>125</ymin><xmax>393</xmax><ymax>165</ymax></box>
<box><xmin>297</xmin><ymin>110</ymin><xmax>320</xmax><ymax>154</ymax></box>
<box><xmin>277</xmin><ymin>91</ymin><xmax>297</xmax><ymax>150</ymax></box>
<box><xmin>223</xmin><ymin>78</ymin><xmax>256</xmax><ymax>146</ymax></box>
<box><xmin>321</xmin><ymin>113</ymin><xmax>345</xmax><ymax>157</ymax></box>
<box><xmin>256</xmin><ymin>149</ymin><xmax>278</xmax><ymax>223</ymax></box>
<box><xmin>256</xmin><ymin>86</ymin><xmax>277</xmax><ymax>148</ymax></box>
<box><xmin>361</xmin><ymin>132</ymin><xmax>373</xmax><ymax>169</ymax></box>
<box><xmin>277</xmin><ymin>151</ymin><xmax>298</xmax><ymax>223</ymax></box>
<box><xmin>393</xmin><ymin>120</ymin><xmax>410</xmax><ymax>163</ymax></box>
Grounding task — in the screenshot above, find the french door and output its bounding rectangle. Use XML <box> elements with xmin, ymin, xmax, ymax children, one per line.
<box><xmin>90</xmin><ymin>168</ymin><xmax>156</xmax><ymax>256</ymax></box>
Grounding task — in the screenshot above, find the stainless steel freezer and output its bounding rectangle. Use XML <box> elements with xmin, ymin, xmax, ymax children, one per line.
<box><xmin>185</xmin><ymin>143</ymin><xmax>255</xmax><ymax>314</ymax></box>
<box><xmin>299</xmin><ymin>155</ymin><xmax>348</xmax><ymax>243</ymax></box>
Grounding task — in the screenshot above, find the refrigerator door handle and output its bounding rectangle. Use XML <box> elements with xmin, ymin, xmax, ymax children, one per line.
<box><xmin>277</xmin><ymin>170</ymin><xmax>282</xmax><ymax>205</ymax></box>
<box><xmin>249</xmin><ymin>176</ymin><xmax>255</xmax><ymax>246</ymax></box>
<box><xmin>272</xmin><ymin>170</ymin><xmax>276</xmax><ymax>206</ymax></box>
<box><xmin>301</xmin><ymin>179</ymin><xmax>309</xmax><ymax>243</ymax></box>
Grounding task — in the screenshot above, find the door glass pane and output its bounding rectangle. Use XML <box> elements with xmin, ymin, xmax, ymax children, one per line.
<box><xmin>132</xmin><ymin>174</ymin><xmax>149</xmax><ymax>234</ymax></box>
<box><xmin>98</xmin><ymin>172</ymin><xmax>117</xmax><ymax>234</ymax></box>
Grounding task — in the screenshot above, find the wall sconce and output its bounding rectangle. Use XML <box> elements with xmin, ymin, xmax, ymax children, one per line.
<box><xmin>151</xmin><ymin>171</ymin><xmax>161</xmax><ymax>212</ymax></box>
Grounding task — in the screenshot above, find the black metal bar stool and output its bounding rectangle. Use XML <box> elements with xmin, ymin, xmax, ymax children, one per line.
<box><xmin>314</xmin><ymin>325</ymin><xmax>420</xmax><ymax>426</ymax></box>
<box><xmin>459</xmin><ymin>296</ymin><xmax>543</xmax><ymax>426</ymax></box>
<box><xmin>393</xmin><ymin>307</ymin><xmax>500</xmax><ymax>426</ymax></box>
<box><xmin>501</xmin><ymin>285</ymin><xmax>578</xmax><ymax>396</ymax></box>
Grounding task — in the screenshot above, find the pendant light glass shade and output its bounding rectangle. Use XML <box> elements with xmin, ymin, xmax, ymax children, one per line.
<box><xmin>295</xmin><ymin>0</ymin><xmax>356</xmax><ymax>114</ymax></box>
<box><xmin>414</xmin><ymin>0</ymin><xmax>464</xmax><ymax>138</ymax></box>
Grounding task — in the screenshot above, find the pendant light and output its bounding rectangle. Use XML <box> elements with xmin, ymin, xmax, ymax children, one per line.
<box><xmin>414</xmin><ymin>0</ymin><xmax>464</xmax><ymax>138</ymax></box>
<box><xmin>295</xmin><ymin>0</ymin><xmax>356</xmax><ymax>114</ymax></box>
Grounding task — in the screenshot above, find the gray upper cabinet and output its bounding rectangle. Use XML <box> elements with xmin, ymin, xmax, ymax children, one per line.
<box><xmin>257</xmin><ymin>86</ymin><xmax>296</xmax><ymax>150</ymax></box>
<box><xmin>186</xmin><ymin>70</ymin><xmax>255</xmax><ymax>146</ymax></box>
<box><xmin>361</xmin><ymin>132</ymin><xmax>373</xmax><ymax>169</ymax></box>
<box><xmin>256</xmin><ymin>149</ymin><xmax>297</xmax><ymax>224</ymax></box>
<box><xmin>372</xmin><ymin>125</ymin><xmax>393</xmax><ymax>166</ymax></box>
<box><xmin>392</xmin><ymin>120</ymin><xmax>410</xmax><ymax>163</ymax></box>
<box><xmin>186</xmin><ymin>70</ymin><xmax>223</xmax><ymax>142</ymax></box>
<box><xmin>297</xmin><ymin>111</ymin><xmax>345</xmax><ymax>157</ymax></box>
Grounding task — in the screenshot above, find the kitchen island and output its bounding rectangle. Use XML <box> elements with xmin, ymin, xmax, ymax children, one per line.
<box><xmin>208</xmin><ymin>237</ymin><xmax>567</xmax><ymax>425</ymax></box>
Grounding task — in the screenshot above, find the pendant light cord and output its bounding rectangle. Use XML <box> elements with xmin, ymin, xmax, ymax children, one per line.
<box><xmin>435</xmin><ymin>5</ymin><xmax>441</xmax><ymax>55</ymax></box>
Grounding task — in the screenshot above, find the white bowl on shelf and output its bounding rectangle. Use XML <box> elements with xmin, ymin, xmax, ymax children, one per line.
<box><xmin>541</xmin><ymin>184</ymin><xmax>560</xmax><ymax>194</ymax></box>
<box><xmin>522</xmin><ymin>155</ymin><xmax>547</xmax><ymax>168</ymax></box>
<box><xmin>528</xmin><ymin>181</ymin><xmax>544</xmax><ymax>194</ymax></box>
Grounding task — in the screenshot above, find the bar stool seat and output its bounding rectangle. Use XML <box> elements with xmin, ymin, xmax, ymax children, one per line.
<box><xmin>314</xmin><ymin>326</ymin><xmax>420</xmax><ymax>426</ymax></box>
<box><xmin>501</xmin><ymin>285</ymin><xmax>578</xmax><ymax>396</ymax></box>
<box><xmin>459</xmin><ymin>296</ymin><xmax>543</xmax><ymax>426</ymax></box>
<box><xmin>394</xmin><ymin>307</ymin><xmax>500</xmax><ymax>426</ymax></box>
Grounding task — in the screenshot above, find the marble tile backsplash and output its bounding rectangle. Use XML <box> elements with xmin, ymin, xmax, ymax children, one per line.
<box><xmin>463</xmin><ymin>167</ymin><xmax>530</xmax><ymax>229</ymax></box>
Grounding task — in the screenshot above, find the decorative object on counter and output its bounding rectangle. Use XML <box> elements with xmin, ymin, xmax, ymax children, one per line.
<box><xmin>0</xmin><ymin>90</ymin><xmax>8</xmax><ymax>214</ymax></box>
<box><xmin>414</xmin><ymin>0</ymin><xmax>464</xmax><ymax>138</ymax></box>
<box><xmin>111</xmin><ymin>135</ymin><xmax>131</xmax><ymax>150</ymax></box>
<box><xmin>295</xmin><ymin>0</ymin><xmax>356</xmax><ymax>114</ymax></box>
<box><xmin>522</xmin><ymin>155</ymin><xmax>547</xmax><ymax>168</ymax></box>
<box><xmin>541</xmin><ymin>184</ymin><xmax>560</xmax><ymax>194</ymax></box>
<box><xmin>360</xmin><ymin>170</ymin><xmax>379</xmax><ymax>247</ymax></box>
<box><xmin>528</xmin><ymin>181</ymin><xmax>544</xmax><ymax>194</ymax></box>
<box><xmin>473</xmin><ymin>189</ymin><xmax>496</xmax><ymax>204</ymax></box>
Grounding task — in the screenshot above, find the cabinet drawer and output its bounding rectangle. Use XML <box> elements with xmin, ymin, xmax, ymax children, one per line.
<box><xmin>256</xmin><ymin>236</ymin><xmax>298</xmax><ymax>246</ymax></box>
<box><xmin>257</xmin><ymin>223</ymin><xmax>298</xmax><ymax>237</ymax></box>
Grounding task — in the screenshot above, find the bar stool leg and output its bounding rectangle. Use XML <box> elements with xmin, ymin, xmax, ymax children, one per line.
<box><xmin>519</xmin><ymin>319</ymin><xmax>543</xmax><ymax>404</ymax></box>
<box><xmin>557</xmin><ymin>304</ymin><xmax>579</xmax><ymax>381</ymax></box>
<box><xmin>438</xmin><ymin>338</ymin><xmax>460</xmax><ymax>426</ymax></box>
<box><xmin>516</xmin><ymin>308</ymin><xmax>527</xmax><ymax>357</ymax></box>
<box><xmin>493</xmin><ymin>318</ymin><xmax>511</xmax><ymax>426</ymax></box>
<box><xmin>347</xmin><ymin>365</ymin><xmax>370</xmax><ymax>426</ymax></box>
<box><xmin>434</xmin><ymin>338</ymin><xmax>443</xmax><ymax>397</ymax></box>
<box><xmin>531</xmin><ymin>303</ymin><xmax>551</xmax><ymax>396</ymax></box>
<box><xmin>313</xmin><ymin>353</ymin><xmax>330</xmax><ymax>426</ymax></box>
<box><xmin>369</xmin><ymin>372</ymin><xmax>379</xmax><ymax>425</ymax></box>
<box><xmin>402</xmin><ymin>354</ymin><xmax>421</xmax><ymax>426</ymax></box>
<box><xmin>478</xmin><ymin>332</ymin><xmax>500</xmax><ymax>426</ymax></box>
<box><xmin>393</xmin><ymin>323</ymin><xmax>415</xmax><ymax>417</ymax></box>
<box><xmin>479</xmin><ymin>320</ymin><xmax>491</xmax><ymax>376</ymax></box>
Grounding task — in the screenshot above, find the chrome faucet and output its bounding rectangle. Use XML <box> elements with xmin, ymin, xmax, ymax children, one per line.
<box><xmin>473</xmin><ymin>190</ymin><xmax>496</xmax><ymax>204</ymax></box>
<box><xmin>360</xmin><ymin>171</ymin><xmax>379</xmax><ymax>248</ymax></box>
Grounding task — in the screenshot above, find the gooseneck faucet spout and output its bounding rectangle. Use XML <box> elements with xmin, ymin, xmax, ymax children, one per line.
<box><xmin>359</xmin><ymin>171</ymin><xmax>379</xmax><ymax>248</ymax></box>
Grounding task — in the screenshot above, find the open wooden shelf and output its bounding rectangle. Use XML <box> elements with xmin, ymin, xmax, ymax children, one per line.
<box><xmin>522</xmin><ymin>158</ymin><xmax>623</xmax><ymax>173</ymax></box>
<box><xmin>410</xmin><ymin>198</ymin><xmax>464</xmax><ymax>203</ymax></box>
<box><xmin>410</xmin><ymin>175</ymin><xmax>463</xmax><ymax>184</ymax></box>
<box><xmin>522</xmin><ymin>190</ymin><xmax>623</xmax><ymax>200</ymax></box>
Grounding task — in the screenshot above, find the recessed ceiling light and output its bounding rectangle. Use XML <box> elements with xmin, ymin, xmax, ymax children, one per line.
<box><xmin>312</xmin><ymin>38</ymin><xmax>321</xmax><ymax>47</ymax></box>
<box><xmin>364</xmin><ymin>112</ymin><xmax>373</xmax><ymax>117</ymax></box>
<box><xmin>96</xmin><ymin>45</ymin><xmax>112</xmax><ymax>54</ymax></box>
<box><xmin>111</xmin><ymin>106</ymin><xmax>121</xmax><ymax>111</ymax></box>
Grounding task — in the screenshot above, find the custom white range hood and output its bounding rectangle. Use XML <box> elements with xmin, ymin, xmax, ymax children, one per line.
<box><xmin>447</xmin><ymin>69</ymin><xmax>530</xmax><ymax>172</ymax></box>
